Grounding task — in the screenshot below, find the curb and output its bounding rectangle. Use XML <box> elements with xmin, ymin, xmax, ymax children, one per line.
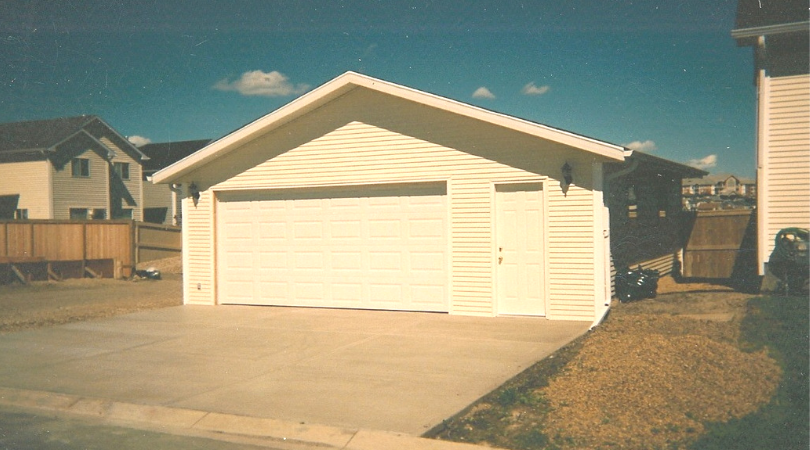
<box><xmin>0</xmin><ymin>387</ymin><xmax>496</xmax><ymax>450</ymax></box>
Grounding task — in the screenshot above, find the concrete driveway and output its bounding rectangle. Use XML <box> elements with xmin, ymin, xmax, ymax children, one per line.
<box><xmin>0</xmin><ymin>305</ymin><xmax>589</xmax><ymax>440</ymax></box>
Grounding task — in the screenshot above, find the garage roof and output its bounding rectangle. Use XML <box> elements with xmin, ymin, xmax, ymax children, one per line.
<box><xmin>153</xmin><ymin>72</ymin><xmax>626</xmax><ymax>184</ymax></box>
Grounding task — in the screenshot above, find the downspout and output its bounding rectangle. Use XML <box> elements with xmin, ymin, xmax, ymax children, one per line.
<box><xmin>590</xmin><ymin>152</ymin><xmax>639</xmax><ymax>330</ymax></box>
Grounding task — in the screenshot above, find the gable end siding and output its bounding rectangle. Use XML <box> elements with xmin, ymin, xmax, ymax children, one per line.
<box><xmin>0</xmin><ymin>161</ymin><xmax>52</xmax><ymax>219</ymax></box>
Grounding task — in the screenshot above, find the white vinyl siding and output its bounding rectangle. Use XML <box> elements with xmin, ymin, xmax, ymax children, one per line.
<box><xmin>183</xmin><ymin>89</ymin><xmax>605</xmax><ymax>320</ymax></box>
<box><xmin>759</xmin><ymin>73</ymin><xmax>810</xmax><ymax>272</ymax></box>
<box><xmin>0</xmin><ymin>161</ymin><xmax>53</xmax><ymax>219</ymax></box>
<box><xmin>52</xmin><ymin>149</ymin><xmax>111</xmax><ymax>220</ymax></box>
<box><xmin>184</xmin><ymin>191</ymin><xmax>216</xmax><ymax>305</ymax></box>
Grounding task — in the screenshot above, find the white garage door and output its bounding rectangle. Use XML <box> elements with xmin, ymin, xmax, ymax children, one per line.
<box><xmin>216</xmin><ymin>183</ymin><xmax>448</xmax><ymax>312</ymax></box>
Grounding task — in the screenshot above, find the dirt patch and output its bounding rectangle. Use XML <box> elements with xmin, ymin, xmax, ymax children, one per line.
<box><xmin>433</xmin><ymin>289</ymin><xmax>783</xmax><ymax>450</ymax></box>
<box><xmin>0</xmin><ymin>274</ymin><xmax>182</xmax><ymax>334</ymax></box>
<box><xmin>541</xmin><ymin>297</ymin><xmax>781</xmax><ymax>449</ymax></box>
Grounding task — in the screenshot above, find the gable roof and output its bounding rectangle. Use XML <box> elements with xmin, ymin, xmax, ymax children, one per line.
<box><xmin>153</xmin><ymin>72</ymin><xmax>626</xmax><ymax>184</ymax></box>
<box><xmin>0</xmin><ymin>115</ymin><xmax>147</xmax><ymax>163</ymax></box>
<box><xmin>139</xmin><ymin>139</ymin><xmax>212</xmax><ymax>174</ymax></box>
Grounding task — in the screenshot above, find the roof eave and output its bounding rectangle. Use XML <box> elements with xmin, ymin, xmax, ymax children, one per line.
<box><xmin>153</xmin><ymin>72</ymin><xmax>625</xmax><ymax>184</ymax></box>
<box><xmin>732</xmin><ymin>20</ymin><xmax>810</xmax><ymax>44</ymax></box>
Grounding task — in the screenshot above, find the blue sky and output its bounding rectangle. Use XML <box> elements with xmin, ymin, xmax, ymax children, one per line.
<box><xmin>1</xmin><ymin>1</ymin><xmax>756</xmax><ymax>176</ymax></box>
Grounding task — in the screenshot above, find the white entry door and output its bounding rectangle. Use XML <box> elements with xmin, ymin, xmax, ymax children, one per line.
<box><xmin>496</xmin><ymin>183</ymin><xmax>545</xmax><ymax>315</ymax></box>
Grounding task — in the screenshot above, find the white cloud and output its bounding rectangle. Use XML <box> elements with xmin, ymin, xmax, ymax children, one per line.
<box><xmin>688</xmin><ymin>154</ymin><xmax>718</xmax><ymax>170</ymax></box>
<box><xmin>213</xmin><ymin>70</ymin><xmax>310</xmax><ymax>97</ymax></box>
<box><xmin>521</xmin><ymin>82</ymin><xmax>550</xmax><ymax>96</ymax></box>
<box><xmin>624</xmin><ymin>140</ymin><xmax>658</xmax><ymax>152</ymax></box>
<box><xmin>472</xmin><ymin>86</ymin><xmax>496</xmax><ymax>99</ymax></box>
<box><xmin>127</xmin><ymin>135</ymin><xmax>151</xmax><ymax>147</ymax></box>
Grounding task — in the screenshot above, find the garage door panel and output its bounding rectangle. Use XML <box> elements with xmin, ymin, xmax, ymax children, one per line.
<box><xmin>217</xmin><ymin>183</ymin><xmax>447</xmax><ymax>312</ymax></box>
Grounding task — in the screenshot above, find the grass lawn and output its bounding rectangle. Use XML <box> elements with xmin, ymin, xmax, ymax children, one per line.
<box><xmin>690</xmin><ymin>294</ymin><xmax>809</xmax><ymax>450</ymax></box>
<box><xmin>430</xmin><ymin>292</ymin><xmax>809</xmax><ymax>449</ymax></box>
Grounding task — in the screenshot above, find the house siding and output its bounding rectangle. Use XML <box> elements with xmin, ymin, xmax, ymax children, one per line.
<box><xmin>0</xmin><ymin>160</ymin><xmax>52</xmax><ymax>219</ymax></box>
<box><xmin>101</xmin><ymin>137</ymin><xmax>143</xmax><ymax>221</ymax></box>
<box><xmin>183</xmin><ymin>90</ymin><xmax>605</xmax><ymax>320</ymax></box>
<box><xmin>760</xmin><ymin>73</ymin><xmax>810</xmax><ymax>272</ymax></box>
<box><xmin>51</xmin><ymin>148</ymin><xmax>111</xmax><ymax>220</ymax></box>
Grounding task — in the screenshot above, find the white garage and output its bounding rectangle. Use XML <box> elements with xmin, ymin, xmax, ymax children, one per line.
<box><xmin>216</xmin><ymin>183</ymin><xmax>448</xmax><ymax>311</ymax></box>
<box><xmin>154</xmin><ymin>71</ymin><xmax>635</xmax><ymax>322</ymax></box>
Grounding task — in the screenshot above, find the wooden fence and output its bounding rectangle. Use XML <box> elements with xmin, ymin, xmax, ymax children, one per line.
<box><xmin>0</xmin><ymin>220</ymin><xmax>181</xmax><ymax>282</ymax></box>
<box><xmin>681</xmin><ymin>209</ymin><xmax>757</xmax><ymax>281</ymax></box>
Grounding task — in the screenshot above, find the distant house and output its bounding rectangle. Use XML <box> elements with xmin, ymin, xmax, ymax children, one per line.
<box><xmin>682</xmin><ymin>173</ymin><xmax>756</xmax><ymax>197</ymax></box>
<box><xmin>0</xmin><ymin>115</ymin><xmax>148</xmax><ymax>221</ymax></box>
<box><xmin>733</xmin><ymin>0</ymin><xmax>810</xmax><ymax>275</ymax></box>
<box><xmin>139</xmin><ymin>139</ymin><xmax>211</xmax><ymax>225</ymax></box>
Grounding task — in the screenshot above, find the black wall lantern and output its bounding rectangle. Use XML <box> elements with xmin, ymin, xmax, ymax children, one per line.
<box><xmin>189</xmin><ymin>182</ymin><xmax>201</xmax><ymax>206</ymax></box>
<box><xmin>562</xmin><ymin>162</ymin><xmax>573</xmax><ymax>186</ymax></box>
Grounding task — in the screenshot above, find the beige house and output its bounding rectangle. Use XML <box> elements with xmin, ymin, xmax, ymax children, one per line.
<box><xmin>155</xmin><ymin>72</ymin><xmax>694</xmax><ymax>322</ymax></box>
<box><xmin>0</xmin><ymin>116</ymin><xmax>147</xmax><ymax>221</ymax></box>
<box><xmin>733</xmin><ymin>0</ymin><xmax>810</xmax><ymax>275</ymax></box>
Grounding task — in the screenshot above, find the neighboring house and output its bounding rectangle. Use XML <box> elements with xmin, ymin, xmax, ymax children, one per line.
<box><xmin>139</xmin><ymin>139</ymin><xmax>211</xmax><ymax>225</ymax></box>
<box><xmin>607</xmin><ymin>152</ymin><xmax>707</xmax><ymax>276</ymax></box>
<box><xmin>682</xmin><ymin>173</ymin><xmax>756</xmax><ymax>197</ymax></box>
<box><xmin>155</xmin><ymin>72</ymin><xmax>703</xmax><ymax>323</ymax></box>
<box><xmin>0</xmin><ymin>115</ymin><xmax>148</xmax><ymax>221</ymax></box>
<box><xmin>733</xmin><ymin>0</ymin><xmax>810</xmax><ymax>275</ymax></box>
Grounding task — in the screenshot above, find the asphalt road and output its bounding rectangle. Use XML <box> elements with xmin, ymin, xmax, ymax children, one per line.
<box><xmin>0</xmin><ymin>404</ymin><xmax>292</xmax><ymax>450</ymax></box>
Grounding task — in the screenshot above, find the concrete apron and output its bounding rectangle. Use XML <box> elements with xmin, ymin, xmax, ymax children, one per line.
<box><xmin>0</xmin><ymin>306</ymin><xmax>589</xmax><ymax>449</ymax></box>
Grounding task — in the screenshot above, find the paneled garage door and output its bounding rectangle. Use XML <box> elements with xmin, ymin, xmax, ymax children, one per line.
<box><xmin>216</xmin><ymin>183</ymin><xmax>448</xmax><ymax>312</ymax></box>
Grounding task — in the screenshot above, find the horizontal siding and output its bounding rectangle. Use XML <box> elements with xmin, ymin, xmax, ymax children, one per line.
<box><xmin>187</xmin><ymin>88</ymin><xmax>603</xmax><ymax>320</ymax></box>
<box><xmin>52</xmin><ymin>149</ymin><xmax>110</xmax><ymax>220</ymax></box>
<box><xmin>0</xmin><ymin>161</ymin><xmax>51</xmax><ymax>218</ymax></box>
<box><xmin>183</xmin><ymin>192</ymin><xmax>215</xmax><ymax>305</ymax></box>
<box><xmin>764</xmin><ymin>74</ymin><xmax>810</xmax><ymax>258</ymax></box>
<box><xmin>101</xmin><ymin>137</ymin><xmax>143</xmax><ymax>221</ymax></box>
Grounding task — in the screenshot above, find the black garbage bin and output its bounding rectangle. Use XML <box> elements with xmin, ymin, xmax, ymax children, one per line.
<box><xmin>615</xmin><ymin>266</ymin><xmax>660</xmax><ymax>302</ymax></box>
<box><xmin>768</xmin><ymin>228</ymin><xmax>809</xmax><ymax>295</ymax></box>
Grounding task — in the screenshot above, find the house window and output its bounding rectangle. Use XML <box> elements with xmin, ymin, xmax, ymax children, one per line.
<box><xmin>113</xmin><ymin>162</ymin><xmax>130</xmax><ymax>180</ymax></box>
<box><xmin>14</xmin><ymin>209</ymin><xmax>28</xmax><ymax>220</ymax></box>
<box><xmin>71</xmin><ymin>158</ymin><xmax>90</xmax><ymax>177</ymax></box>
<box><xmin>91</xmin><ymin>209</ymin><xmax>107</xmax><ymax>220</ymax></box>
<box><xmin>113</xmin><ymin>208</ymin><xmax>133</xmax><ymax>220</ymax></box>
<box><xmin>69</xmin><ymin>208</ymin><xmax>88</xmax><ymax>220</ymax></box>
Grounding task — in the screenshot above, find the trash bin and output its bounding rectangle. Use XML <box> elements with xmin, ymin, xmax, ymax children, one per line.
<box><xmin>615</xmin><ymin>266</ymin><xmax>660</xmax><ymax>302</ymax></box>
<box><xmin>768</xmin><ymin>228</ymin><xmax>809</xmax><ymax>295</ymax></box>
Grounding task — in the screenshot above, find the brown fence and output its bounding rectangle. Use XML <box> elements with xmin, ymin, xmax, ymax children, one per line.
<box><xmin>681</xmin><ymin>210</ymin><xmax>757</xmax><ymax>281</ymax></box>
<box><xmin>0</xmin><ymin>220</ymin><xmax>181</xmax><ymax>282</ymax></box>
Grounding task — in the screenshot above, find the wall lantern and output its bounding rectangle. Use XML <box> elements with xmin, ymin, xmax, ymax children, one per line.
<box><xmin>189</xmin><ymin>182</ymin><xmax>201</xmax><ymax>206</ymax></box>
<box><xmin>561</xmin><ymin>162</ymin><xmax>573</xmax><ymax>186</ymax></box>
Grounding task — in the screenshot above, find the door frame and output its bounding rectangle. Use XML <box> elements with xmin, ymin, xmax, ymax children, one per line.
<box><xmin>492</xmin><ymin>180</ymin><xmax>549</xmax><ymax>316</ymax></box>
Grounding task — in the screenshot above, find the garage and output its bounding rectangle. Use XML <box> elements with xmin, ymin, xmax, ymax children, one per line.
<box><xmin>216</xmin><ymin>183</ymin><xmax>448</xmax><ymax>312</ymax></box>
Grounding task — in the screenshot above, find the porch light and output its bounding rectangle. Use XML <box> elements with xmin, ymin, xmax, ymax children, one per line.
<box><xmin>189</xmin><ymin>182</ymin><xmax>201</xmax><ymax>206</ymax></box>
<box><xmin>562</xmin><ymin>162</ymin><xmax>573</xmax><ymax>186</ymax></box>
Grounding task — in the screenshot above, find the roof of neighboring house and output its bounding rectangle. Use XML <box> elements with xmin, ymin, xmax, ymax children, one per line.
<box><xmin>0</xmin><ymin>115</ymin><xmax>147</xmax><ymax>164</ymax></box>
<box><xmin>683</xmin><ymin>173</ymin><xmax>756</xmax><ymax>185</ymax></box>
<box><xmin>153</xmin><ymin>71</ymin><xmax>628</xmax><ymax>184</ymax></box>
<box><xmin>0</xmin><ymin>115</ymin><xmax>95</xmax><ymax>153</ymax></box>
<box><xmin>139</xmin><ymin>139</ymin><xmax>212</xmax><ymax>175</ymax></box>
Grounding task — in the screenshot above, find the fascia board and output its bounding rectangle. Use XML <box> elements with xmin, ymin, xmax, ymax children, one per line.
<box><xmin>732</xmin><ymin>21</ymin><xmax>810</xmax><ymax>40</ymax></box>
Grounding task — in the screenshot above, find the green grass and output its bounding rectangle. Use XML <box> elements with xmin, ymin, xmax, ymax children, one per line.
<box><xmin>690</xmin><ymin>294</ymin><xmax>810</xmax><ymax>450</ymax></box>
